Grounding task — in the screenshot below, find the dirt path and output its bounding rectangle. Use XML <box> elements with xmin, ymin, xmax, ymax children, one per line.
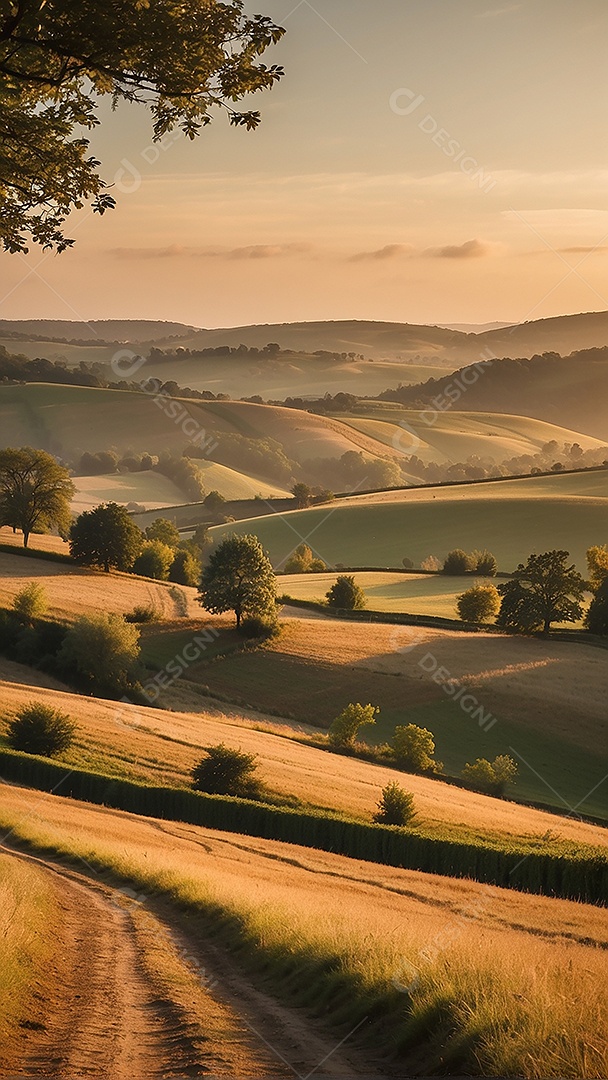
<box><xmin>2</xmin><ymin>846</ymin><xmax>385</xmax><ymax>1080</ymax></box>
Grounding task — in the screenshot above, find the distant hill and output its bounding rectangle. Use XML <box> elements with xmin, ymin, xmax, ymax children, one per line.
<box><xmin>2</xmin><ymin>309</ymin><xmax>608</xmax><ymax>359</ymax></box>
<box><xmin>380</xmin><ymin>347</ymin><xmax>608</xmax><ymax>441</ymax></box>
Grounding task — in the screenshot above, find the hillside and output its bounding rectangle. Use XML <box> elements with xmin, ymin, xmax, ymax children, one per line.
<box><xmin>210</xmin><ymin>468</ymin><xmax>608</xmax><ymax>574</ymax></box>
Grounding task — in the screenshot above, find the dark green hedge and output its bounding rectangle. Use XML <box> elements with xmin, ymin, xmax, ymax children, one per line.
<box><xmin>1</xmin><ymin>748</ymin><xmax>606</xmax><ymax>906</ymax></box>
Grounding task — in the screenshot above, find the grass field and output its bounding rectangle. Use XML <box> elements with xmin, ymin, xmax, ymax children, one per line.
<box><xmin>1</xmin><ymin>785</ymin><xmax>606</xmax><ymax>1077</ymax></box>
<box><xmin>72</xmin><ymin>465</ymin><xmax>291</xmax><ymax>513</ymax></box>
<box><xmin>0</xmin><ymin>550</ymin><xmax>200</xmax><ymax>622</ymax></box>
<box><xmin>0</xmin><ymin>854</ymin><xmax>58</xmax><ymax>1061</ymax></box>
<box><xmin>340</xmin><ymin>405</ymin><xmax>607</xmax><ymax>464</ymax></box>
<box><xmin>211</xmin><ymin>468</ymin><xmax>608</xmax><ymax>573</ymax></box>
<box><xmin>282</xmin><ymin>571</ymin><xmax>497</xmax><ymax>618</ymax></box>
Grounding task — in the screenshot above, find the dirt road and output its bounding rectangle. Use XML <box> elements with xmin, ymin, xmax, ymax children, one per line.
<box><xmin>2</xmin><ymin>846</ymin><xmax>383</xmax><ymax>1080</ymax></box>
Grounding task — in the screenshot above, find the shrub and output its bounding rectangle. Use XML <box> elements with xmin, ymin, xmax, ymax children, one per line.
<box><xmin>192</xmin><ymin>744</ymin><xmax>263</xmax><ymax>798</ymax></box>
<box><xmin>284</xmin><ymin>543</ymin><xmax>314</xmax><ymax>574</ymax></box>
<box><xmin>457</xmin><ymin>584</ymin><xmax>501</xmax><ymax>623</ymax></box>
<box><xmin>420</xmin><ymin>555</ymin><xmax>441</xmax><ymax>572</ymax></box>
<box><xmin>326</xmin><ymin>575</ymin><xmax>366</xmax><ymax>610</ymax></box>
<box><xmin>12</xmin><ymin>582</ymin><xmax>48</xmax><ymax>621</ymax></box>
<box><xmin>125</xmin><ymin>604</ymin><xmax>159</xmax><ymax>624</ymax></box>
<box><xmin>402</xmin><ymin>558</ymin><xmax>414</xmax><ymax>570</ymax></box>
<box><xmin>462</xmin><ymin>754</ymin><xmax>518</xmax><ymax>796</ymax></box>
<box><xmin>239</xmin><ymin>613</ymin><xmax>279</xmax><ymax>640</ymax></box>
<box><xmin>374</xmin><ymin>782</ymin><xmax>416</xmax><ymax>826</ymax></box>
<box><xmin>59</xmin><ymin>613</ymin><xmax>141</xmax><ymax>695</ymax></box>
<box><xmin>443</xmin><ymin>549</ymin><xmax>475</xmax><ymax>575</ymax></box>
<box><xmin>309</xmin><ymin>558</ymin><xmax>327</xmax><ymax>572</ymax></box>
<box><xmin>168</xmin><ymin>548</ymin><xmax>201</xmax><ymax>586</ymax></box>
<box><xmin>6</xmin><ymin>702</ymin><xmax>77</xmax><ymax>757</ymax></box>
<box><xmin>131</xmin><ymin>540</ymin><xmax>174</xmax><ymax>580</ymax></box>
<box><xmin>328</xmin><ymin>702</ymin><xmax>378</xmax><ymax>748</ymax></box>
<box><xmin>392</xmin><ymin>724</ymin><xmax>442</xmax><ymax>774</ymax></box>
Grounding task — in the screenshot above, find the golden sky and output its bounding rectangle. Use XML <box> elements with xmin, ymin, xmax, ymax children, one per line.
<box><xmin>1</xmin><ymin>0</ymin><xmax>607</xmax><ymax>327</ymax></box>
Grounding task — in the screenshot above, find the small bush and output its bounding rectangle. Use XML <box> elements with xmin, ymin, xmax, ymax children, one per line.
<box><xmin>6</xmin><ymin>702</ymin><xmax>77</xmax><ymax>757</ymax></box>
<box><xmin>457</xmin><ymin>584</ymin><xmax>501</xmax><ymax>623</ymax></box>
<box><xmin>443</xmin><ymin>549</ymin><xmax>475</xmax><ymax>575</ymax></box>
<box><xmin>420</xmin><ymin>555</ymin><xmax>441</xmax><ymax>572</ymax></box>
<box><xmin>12</xmin><ymin>582</ymin><xmax>48</xmax><ymax>621</ymax></box>
<box><xmin>392</xmin><ymin>723</ymin><xmax>442</xmax><ymax>774</ymax></box>
<box><xmin>59</xmin><ymin>613</ymin><xmax>141</xmax><ymax>695</ymax></box>
<box><xmin>239</xmin><ymin>614</ymin><xmax>279</xmax><ymax>640</ymax></box>
<box><xmin>328</xmin><ymin>702</ymin><xmax>378</xmax><ymax>748</ymax></box>
<box><xmin>462</xmin><ymin>754</ymin><xmax>518</xmax><ymax>796</ymax></box>
<box><xmin>326</xmin><ymin>575</ymin><xmax>366</xmax><ymax>610</ymax></box>
<box><xmin>125</xmin><ymin>604</ymin><xmax>160</xmax><ymax>624</ymax></box>
<box><xmin>374</xmin><ymin>782</ymin><xmax>416</xmax><ymax>826</ymax></box>
<box><xmin>192</xmin><ymin>744</ymin><xmax>263</xmax><ymax>798</ymax></box>
<box><xmin>131</xmin><ymin>540</ymin><xmax>174</xmax><ymax>580</ymax></box>
<box><xmin>472</xmin><ymin>549</ymin><xmax>498</xmax><ymax>576</ymax></box>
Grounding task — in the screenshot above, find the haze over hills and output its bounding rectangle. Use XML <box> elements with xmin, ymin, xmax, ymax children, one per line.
<box><xmin>3</xmin><ymin>308</ymin><xmax>608</xmax><ymax>362</ymax></box>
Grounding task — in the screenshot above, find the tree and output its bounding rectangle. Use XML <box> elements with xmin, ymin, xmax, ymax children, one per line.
<box><xmin>169</xmin><ymin>548</ymin><xmax>201</xmax><ymax>587</ymax></box>
<box><xmin>497</xmin><ymin>550</ymin><xmax>586</xmax><ymax>634</ymax></box>
<box><xmin>392</xmin><ymin>724</ymin><xmax>442</xmax><ymax>774</ymax></box>
<box><xmin>443</xmin><ymin>549</ymin><xmax>474</xmax><ymax>575</ymax></box>
<box><xmin>457</xmin><ymin>584</ymin><xmax>501</xmax><ymax>624</ymax></box>
<box><xmin>421</xmin><ymin>555</ymin><xmax>441</xmax><ymax>572</ymax></box>
<box><xmin>192</xmin><ymin>744</ymin><xmax>263</xmax><ymax>798</ymax></box>
<box><xmin>59</xmin><ymin>613</ymin><xmax>141</xmax><ymax>694</ymax></box>
<box><xmin>0</xmin><ymin>447</ymin><xmax>74</xmax><ymax>547</ymax></box>
<box><xmin>198</xmin><ymin>533</ymin><xmax>276</xmax><ymax>628</ymax></box>
<box><xmin>204</xmin><ymin>490</ymin><xmax>227</xmax><ymax>513</ymax></box>
<box><xmin>587</xmin><ymin>577</ymin><xmax>608</xmax><ymax>636</ymax></box>
<box><xmin>70</xmin><ymin>503</ymin><xmax>143</xmax><ymax>572</ymax></box>
<box><xmin>326</xmin><ymin>575</ymin><xmax>366</xmax><ymax>610</ymax></box>
<box><xmin>291</xmin><ymin>482</ymin><xmax>314</xmax><ymax>509</ymax></box>
<box><xmin>328</xmin><ymin>702</ymin><xmax>378</xmax><ymax>748</ymax></box>
<box><xmin>284</xmin><ymin>542</ymin><xmax>313</xmax><ymax>574</ymax></box>
<box><xmin>145</xmin><ymin>518</ymin><xmax>180</xmax><ymax>548</ymax></box>
<box><xmin>132</xmin><ymin>540</ymin><xmax>174</xmax><ymax>580</ymax></box>
<box><xmin>12</xmin><ymin>582</ymin><xmax>48</xmax><ymax>622</ymax></box>
<box><xmin>462</xmin><ymin>754</ymin><xmax>518</xmax><ymax>796</ymax></box>
<box><xmin>6</xmin><ymin>701</ymin><xmax>77</xmax><ymax>757</ymax></box>
<box><xmin>374</xmin><ymin>783</ymin><xmax>416</xmax><ymax>826</ymax></box>
<box><xmin>587</xmin><ymin>545</ymin><xmax>608</xmax><ymax>592</ymax></box>
<box><xmin>0</xmin><ymin>2</ymin><xmax>284</xmax><ymax>253</ymax></box>
<box><xmin>472</xmin><ymin>549</ymin><xmax>498</xmax><ymax>576</ymax></box>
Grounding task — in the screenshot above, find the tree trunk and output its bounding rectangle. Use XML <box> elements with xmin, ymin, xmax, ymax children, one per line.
<box><xmin>23</xmin><ymin>531</ymin><xmax>29</xmax><ymax>548</ymax></box>
<box><xmin>235</xmin><ymin>610</ymin><xmax>241</xmax><ymax>628</ymax></box>
<box><xmin>543</xmin><ymin>617</ymin><xmax>551</xmax><ymax>633</ymax></box>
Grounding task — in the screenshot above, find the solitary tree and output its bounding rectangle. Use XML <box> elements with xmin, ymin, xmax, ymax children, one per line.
<box><xmin>497</xmin><ymin>550</ymin><xmax>585</xmax><ymax>634</ymax></box>
<box><xmin>198</xmin><ymin>534</ymin><xmax>276</xmax><ymax>628</ymax></box>
<box><xmin>326</xmin><ymin>575</ymin><xmax>366</xmax><ymax>610</ymax></box>
<box><xmin>291</xmin><ymin>483</ymin><xmax>314</xmax><ymax>509</ymax></box>
<box><xmin>457</xmin><ymin>584</ymin><xmax>501</xmax><ymax>624</ymax></box>
<box><xmin>472</xmin><ymin>549</ymin><xmax>498</xmax><ymax>576</ymax></box>
<box><xmin>7</xmin><ymin>702</ymin><xmax>77</xmax><ymax>757</ymax></box>
<box><xmin>374</xmin><ymin>783</ymin><xmax>416</xmax><ymax>826</ymax></box>
<box><xmin>0</xmin><ymin>447</ymin><xmax>74</xmax><ymax>547</ymax></box>
<box><xmin>70</xmin><ymin>503</ymin><xmax>143</xmax><ymax>572</ymax></box>
<box><xmin>12</xmin><ymin>582</ymin><xmax>48</xmax><ymax>622</ymax></box>
<box><xmin>328</xmin><ymin>702</ymin><xmax>378</xmax><ymax>748</ymax></box>
<box><xmin>191</xmin><ymin>743</ymin><xmax>263</xmax><ymax>798</ymax></box>
<box><xmin>392</xmin><ymin>724</ymin><xmax>442</xmax><ymax>774</ymax></box>
<box><xmin>0</xmin><ymin>2</ymin><xmax>284</xmax><ymax>253</ymax></box>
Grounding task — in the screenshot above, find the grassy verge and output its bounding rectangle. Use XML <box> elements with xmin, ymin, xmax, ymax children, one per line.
<box><xmin>2</xmin><ymin>804</ymin><xmax>606</xmax><ymax>1079</ymax></box>
<box><xmin>1</xmin><ymin>748</ymin><xmax>606</xmax><ymax>904</ymax></box>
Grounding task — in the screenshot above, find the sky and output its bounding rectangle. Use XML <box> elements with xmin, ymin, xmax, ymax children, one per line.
<box><xmin>1</xmin><ymin>0</ymin><xmax>608</xmax><ymax>328</ymax></box>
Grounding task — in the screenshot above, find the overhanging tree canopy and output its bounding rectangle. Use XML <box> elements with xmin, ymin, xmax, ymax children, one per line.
<box><xmin>0</xmin><ymin>0</ymin><xmax>285</xmax><ymax>253</ymax></box>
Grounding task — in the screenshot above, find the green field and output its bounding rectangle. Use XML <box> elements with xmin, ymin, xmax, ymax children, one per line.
<box><xmin>211</xmin><ymin>469</ymin><xmax>608</xmax><ymax>573</ymax></box>
<box><xmin>281</xmin><ymin>570</ymin><xmax>492</xmax><ymax>618</ymax></box>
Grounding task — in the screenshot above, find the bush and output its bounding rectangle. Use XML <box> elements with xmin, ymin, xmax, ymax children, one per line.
<box><xmin>59</xmin><ymin>613</ymin><xmax>141</xmax><ymax>695</ymax></box>
<box><xmin>462</xmin><ymin>754</ymin><xmax>518</xmax><ymax>796</ymax></box>
<box><xmin>12</xmin><ymin>582</ymin><xmax>48</xmax><ymax>621</ymax></box>
<box><xmin>457</xmin><ymin>584</ymin><xmax>501</xmax><ymax>623</ymax></box>
<box><xmin>420</xmin><ymin>555</ymin><xmax>441</xmax><ymax>572</ymax></box>
<box><xmin>392</xmin><ymin>724</ymin><xmax>442</xmax><ymax>774</ymax></box>
<box><xmin>472</xmin><ymin>549</ymin><xmax>498</xmax><ymax>576</ymax></box>
<box><xmin>131</xmin><ymin>540</ymin><xmax>174</xmax><ymax>580</ymax></box>
<box><xmin>328</xmin><ymin>702</ymin><xmax>378</xmax><ymax>748</ymax></box>
<box><xmin>6</xmin><ymin>702</ymin><xmax>77</xmax><ymax>757</ymax></box>
<box><xmin>309</xmin><ymin>559</ymin><xmax>327</xmax><ymax>572</ymax></box>
<box><xmin>168</xmin><ymin>548</ymin><xmax>201</xmax><ymax>586</ymax></box>
<box><xmin>443</xmin><ymin>549</ymin><xmax>475</xmax><ymax>575</ymax></box>
<box><xmin>192</xmin><ymin>744</ymin><xmax>263</xmax><ymax>798</ymax></box>
<box><xmin>239</xmin><ymin>614</ymin><xmax>279</xmax><ymax>640</ymax></box>
<box><xmin>326</xmin><ymin>575</ymin><xmax>366</xmax><ymax>610</ymax></box>
<box><xmin>586</xmin><ymin>577</ymin><xmax>608</xmax><ymax>636</ymax></box>
<box><xmin>373</xmin><ymin>782</ymin><xmax>416</xmax><ymax>826</ymax></box>
<box><xmin>145</xmin><ymin>518</ymin><xmax>180</xmax><ymax>547</ymax></box>
<box><xmin>125</xmin><ymin>604</ymin><xmax>159</xmax><ymax>624</ymax></box>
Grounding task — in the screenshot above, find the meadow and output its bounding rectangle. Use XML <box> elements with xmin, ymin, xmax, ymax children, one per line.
<box><xmin>211</xmin><ymin>468</ymin><xmax>608</xmax><ymax>572</ymax></box>
<box><xmin>0</xmin><ymin>784</ymin><xmax>606</xmax><ymax>1077</ymax></box>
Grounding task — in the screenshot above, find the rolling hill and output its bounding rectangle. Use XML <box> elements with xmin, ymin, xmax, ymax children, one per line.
<box><xmin>210</xmin><ymin>468</ymin><xmax>608</xmax><ymax>574</ymax></box>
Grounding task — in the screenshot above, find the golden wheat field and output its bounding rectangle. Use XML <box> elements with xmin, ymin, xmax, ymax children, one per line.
<box><xmin>0</xmin><ymin>663</ymin><xmax>605</xmax><ymax>850</ymax></box>
<box><xmin>0</xmin><ymin>785</ymin><xmax>606</xmax><ymax>1078</ymax></box>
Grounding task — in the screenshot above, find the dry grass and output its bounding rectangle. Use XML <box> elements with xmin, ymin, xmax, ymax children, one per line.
<box><xmin>0</xmin><ymin>550</ymin><xmax>200</xmax><ymax>622</ymax></box>
<box><xmin>0</xmin><ymin>785</ymin><xmax>606</xmax><ymax>1077</ymax></box>
<box><xmin>0</xmin><ymin>669</ymin><xmax>605</xmax><ymax>850</ymax></box>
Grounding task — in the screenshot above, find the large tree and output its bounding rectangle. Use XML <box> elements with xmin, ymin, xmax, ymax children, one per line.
<box><xmin>70</xmin><ymin>502</ymin><xmax>143</xmax><ymax>572</ymax></box>
<box><xmin>0</xmin><ymin>1</ymin><xmax>284</xmax><ymax>253</ymax></box>
<box><xmin>198</xmin><ymin>533</ymin><xmax>275</xmax><ymax>628</ymax></box>
<box><xmin>0</xmin><ymin>446</ymin><xmax>74</xmax><ymax>546</ymax></box>
<box><xmin>497</xmin><ymin>550</ymin><xmax>586</xmax><ymax>634</ymax></box>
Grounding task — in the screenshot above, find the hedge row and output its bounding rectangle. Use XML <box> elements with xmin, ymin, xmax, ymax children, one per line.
<box><xmin>1</xmin><ymin>748</ymin><xmax>606</xmax><ymax>906</ymax></box>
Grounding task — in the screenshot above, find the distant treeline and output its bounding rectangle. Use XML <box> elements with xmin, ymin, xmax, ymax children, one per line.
<box><xmin>149</xmin><ymin>344</ymin><xmax>366</xmax><ymax>361</ymax></box>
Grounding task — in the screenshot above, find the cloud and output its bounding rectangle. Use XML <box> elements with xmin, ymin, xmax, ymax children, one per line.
<box><xmin>559</xmin><ymin>245</ymin><xmax>608</xmax><ymax>254</ymax></box>
<box><xmin>350</xmin><ymin>243</ymin><xmax>415</xmax><ymax>262</ymax></box>
<box><xmin>111</xmin><ymin>242</ymin><xmax>314</xmax><ymax>260</ymax></box>
<box><xmin>476</xmin><ymin>3</ymin><xmax>522</xmax><ymax>18</ymax></box>
<box><xmin>427</xmin><ymin>239</ymin><xmax>493</xmax><ymax>259</ymax></box>
<box><xmin>227</xmin><ymin>243</ymin><xmax>313</xmax><ymax>259</ymax></box>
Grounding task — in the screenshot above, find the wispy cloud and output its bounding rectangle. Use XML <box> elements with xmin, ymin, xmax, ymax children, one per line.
<box><xmin>428</xmin><ymin>239</ymin><xmax>492</xmax><ymax>259</ymax></box>
<box><xmin>349</xmin><ymin>243</ymin><xmax>415</xmax><ymax>262</ymax></box>
<box><xmin>476</xmin><ymin>3</ymin><xmax>523</xmax><ymax>18</ymax></box>
<box><xmin>350</xmin><ymin>238</ymin><xmax>496</xmax><ymax>262</ymax></box>
<box><xmin>111</xmin><ymin>243</ymin><xmax>314</xmax><ymax>260</ymax></box>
